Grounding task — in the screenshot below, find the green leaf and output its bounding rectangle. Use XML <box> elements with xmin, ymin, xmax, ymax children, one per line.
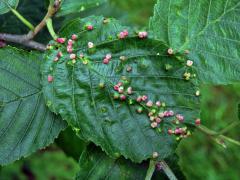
<box><xmin>57</xmin><ymin>0</ymin><xmax>107</xmax><ymax>17</ymax></box>
<box><xmin>0</xmin><ymin>0</ymin><xmax>19</xmax><ymax>14</ymax></box>
<box><xmin>149</xmin><ymin>0</ymin><xmax>240</xmax><ymax>84</ymax></box>
<box><xmin>76</xmin><ymin>144</ymin><xmax>185</xmax><ymax>180</ymax></box>
<box><xmin>0</xmin><ymin>46</ymin><xmax>67</xmax><ymax>165</ymax></box>
<box><xmin>42</xmin><ymin>16</ymin><xmax>200</xmax><ymax>163</ymax></box>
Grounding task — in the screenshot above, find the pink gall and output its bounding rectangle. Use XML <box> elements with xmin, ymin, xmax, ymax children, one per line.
<box><xmin>156</xmin><ymin>101</ymin><xmax>161</xmax><ymax>107</ymax></box>
<box><xmin>86</xmin><ymin>25</ymin><xmax>94</xmax><ymax>31</ymax></box>
<box><xmin>48</xmin><ymin>75</ymin><xmax>53</xmax><ymax>83</ymax></box>
<box><xmin>176</xmin><ymin>114</ymin><xmax>184</xmax><ymax>122</ymax></box>
<box><xmin>123</xmin><ymin>30</ymin><xmax>129</xmax><ymax>36</ymax></box>
<box><xmin>114</xmin><ymin>85</ymin><xmax>119</xmax><ymax>91</ymax></box>
<box><xmin>71</xmin><ymin>34</ymin><xmax>78</xmax><ymax>40</ymax></box>
<box><xmin>127</xmin><ymin>87</ymin><xmax>133</xmax><ymax>95</ymax></box>
<box><xmin>105</xmin><ymin>54</ymin><xmax>112</xmax><ymax>60</ymax></box>
<box><xmin>138</xmin><ymin>31</ymin><xmax>148</xmax><ymax>39</ymax></box>
<box><xmin>56</xmin><ymin>38</ymin><xmax>66</xmax><ymax>44</ymax></box>
<box><xmin>142</xmin><ymin>95</ymin><xmax>148</xmax><ymax>101</ymax></box>
<box><xmin>151</xmin><ymin>122</ymin><xmax>158</xmax><ymax>128</ymax></box>
<box><xmin>158</xmin><ymin>112</ymin><xmax>164</xmax><ymax>118</ymax></box>
<box><xmin>195</xmin><ymin>118</ymin><xmax>201</xmax><ymax>126</ymax></box>
<box><xmin>54</xmin><ymin>57</ymin><xmax>59</xmax><ymax>62</ymax></box>
<box><xmin>168</xmin><ymin>129</ymin><xmax>174</xmax><ymax>135</ymax></box>
<box><xmin>146</xmin><ymin>101</ymin><xmax>153</xmax><ymax>107</ymax></box>
<box><xmin>186</xmin><ymin>60</ymin><xmax>193</xmax><ymax>67</ymax></box>
<box><xmin>68</xmin><ymin>39</ymin><xmax>73</xmax><ymax>46</ymax></box>
<box><xmin>118</xmin><ymin>86</ymin><xmax>124</xmax><ymax>94</ymax></box>
<box><xmin>57</xmin><ymin>51</ymin><xmax>63</xmax><ymax>58</ymax></box>
<box><xmin>70</xmin><ymin>53</ymin><xmax>76</xmax><ymax>59</ymax></box>
<box><xmin>155</xmin><ymin>117</ymin><xmax>162</xmax><ymax>123</ymax></box>
<box><xmin>120</xmin><ymin>95</ymin><xmax>126</xmax><ymax>101</ymax></box>
<box><xmin>150</xmin><ymin>116</ymin><xmax>155</xmax><ymax>121</ymax></box>
<box><xmin>103</xmin><ymin>58</ymin><xmax>110</xmax><ymax>64</ymax></box>
<box><xmin>136</xmin><ymin>96</ymin><xmax>142</xmax><ymax>102</ymax></box>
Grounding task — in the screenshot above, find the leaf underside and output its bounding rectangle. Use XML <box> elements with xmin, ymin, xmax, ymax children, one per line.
<box><xmin>42</xmin><ymin>16</ymin><xmax>200</xmax><ymax>162</ymax></box>
<box><xmin>150</xmin><ymin>0</ymin><xmax>240</xmax><ymax>84</ymax></box>
<box><xmin>0</xmin><ymin>46</ymin><xmax>66</xmax><ymax>165</ymax></box>
<box><xmin>0</xmin><ymin>0</ymin><xmax>19</xmax><ymax>15</ymax></box>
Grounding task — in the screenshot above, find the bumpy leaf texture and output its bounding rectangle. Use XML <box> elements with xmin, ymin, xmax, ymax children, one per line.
<box><xmin>0</xmin><ymin>46</ymin><xmax>66</xmax><ymax>165</ymax></box>
<box><xmin>42</xmin><ymin>16</ymin><xmax>200</xmax><ymax>162</ymax></box>
<box><xmin>150</xmin><ymin>0</ymin><xmax>240</xmax><ymax>84</ymax></box>
<box><xmin>0</xmin><ymin>0</ymin><xmax>19</xmax><ymax>14</ymax></box>
<box><xmin>76</xmin><ymin>144</ymin><xmax>185</xmax><ymax>180</ymax></box>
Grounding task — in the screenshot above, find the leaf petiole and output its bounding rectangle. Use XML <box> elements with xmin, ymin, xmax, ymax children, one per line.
<box><xmin>46</xmin><ymin>18</ymin><xmax>58</xmax><ymax>40</ymax></box>
<box><xmin>145</xmin><ymin>160</ymin><xmax>156</xmax><ymax>180</ymax></box>
<box><xmin>2</xmin><ymin>0</ymin><xmax>34</xmax><ymax>30</ymax></box>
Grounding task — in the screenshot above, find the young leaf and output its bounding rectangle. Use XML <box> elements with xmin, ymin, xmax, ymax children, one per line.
<box><xmin>0</xmin><ymin>0</ymin><xmax>19</xmax><ymax>14</ymax></box>
<box><xmin>42</xmin><ymin>16</ymin><xmax>200</xmax><ymax>162</ymax></box>
<box><xmin>76</xmin><ymin>144</ymin><xmax>185</xmax><ymax>180</ymax></box>
<box><xmin>57</xmin><ymin>0</ymin><xmax>107</xmax><ymax>17</ymax></box>
<box><xmin>149</xmin><ymin>0</ymin><xmax>240</xmax><ymax>84</ymax></box>
<box><xmin>0</xmin><ymin>46</ymin><xmax>67</xmax><ymax>165</ymax></box>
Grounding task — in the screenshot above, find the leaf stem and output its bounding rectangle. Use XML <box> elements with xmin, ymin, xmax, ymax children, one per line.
<box><xmin>145</xmin><ymin>160</ymin><xmax>156</xmax><ymax>180</ymax></box>
<box><xmin>159</xmin><ymin>161</ymin><xmax>178</xmax><ymax>180</ymax></box>
<box><xmin>10</xmin><ymin>9</ymin><xmax>34</xmax><ymax>30</ymax></box>
<box><xmin>46</xmin><ymin>18</ymin><xmax>58</xmax><ymax>40</ymax></box>
<box><xmin>197</xmin><ymin>124</ymin><xmax>240</xmax><ymax>147</ymax></box>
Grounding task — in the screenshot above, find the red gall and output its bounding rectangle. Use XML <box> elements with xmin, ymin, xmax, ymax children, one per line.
<box><xmin>56</xmin><ymin>38</ymin><xmax>66</xmax><ymax>44</ymax></box>
<box><xmin>195</xmin><ymin>118</ymin><xmax>201</xmax><ymax>125</ymax></box>
<box><xmin>48</xmin><ymin>75</ymin><xmax>53</xmax><ymax>83</ymax></box>
<box><xmin>151</xmin><ymin>122</ymin><xmax>158</xmax><ymax>128</ymax></box>
<box><xmin>71</xmin><ymin>34</ymin><xmax>78</xmax><ymax>40</ymax></box>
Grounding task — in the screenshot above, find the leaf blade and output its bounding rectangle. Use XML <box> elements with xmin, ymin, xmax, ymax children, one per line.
<box><xmin>42</xmin><ymin>16</ymin><xmax>200</xmax><ymax>162</ymax></box>
<box><xmin>0</xmin><ymin>46</ymin><xmax>67</xmax><ymax>165</ymax></box>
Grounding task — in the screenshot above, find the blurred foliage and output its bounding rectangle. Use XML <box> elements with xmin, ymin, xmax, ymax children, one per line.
<box><xmin>178</xmin><ymin>84</ymin><xmax>240</xmax><ymax>180</ymax></box>
<box><xmin>0</xmin><ymin>146</ymin><xmax>79</xmax><ymax>180</ymax></box>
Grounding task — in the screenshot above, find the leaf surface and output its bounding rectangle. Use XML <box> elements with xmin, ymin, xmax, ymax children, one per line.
<box><xmin>150</xmin><ymin>0</ymin><xmax>240</xmax><ymax>84</ymax></box>
<box><xmin>0</xmin><ymin>46</ymin><xmax>66</xmax><ymax>165</ymax></box>
<box><xmin>42</xmin><ymin>16</ymin><xmax>200</xmax><ymax>162</ymax></box>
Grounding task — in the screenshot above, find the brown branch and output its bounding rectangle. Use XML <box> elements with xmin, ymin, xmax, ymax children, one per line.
<box><xmin>0</xmin><ymin>0</ymin><xmax>61</xmax><ymax>51</ymax></box>
<box><xmin>0</xmin><ymin>33</ymin><xmax>46</xmax><ymax>51</ymax></box>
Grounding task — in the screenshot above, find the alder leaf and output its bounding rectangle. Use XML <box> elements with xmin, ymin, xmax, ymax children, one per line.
<box><xmin>76</xmin><ymin>144</ymin><xmax>185</xmax><ymax>180</ymax></box>
<box><xmin>42</xmin><ymin>16</ymin><xmax>200</xmax><ymax>162</ymax></box>
<box><xmin>0</xmin><ymin>46</ymin><xmax>66</xmax><ymax>165</ymax></box>
<box><xmin>0</xmin><ymin>0</ymin><xmax>19</xmax><ymax>14</ymax></box>
<box><xmin>149</xmin><ymin>0</ymin><xmax>240</xmax><ymax>84</ymax></box>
